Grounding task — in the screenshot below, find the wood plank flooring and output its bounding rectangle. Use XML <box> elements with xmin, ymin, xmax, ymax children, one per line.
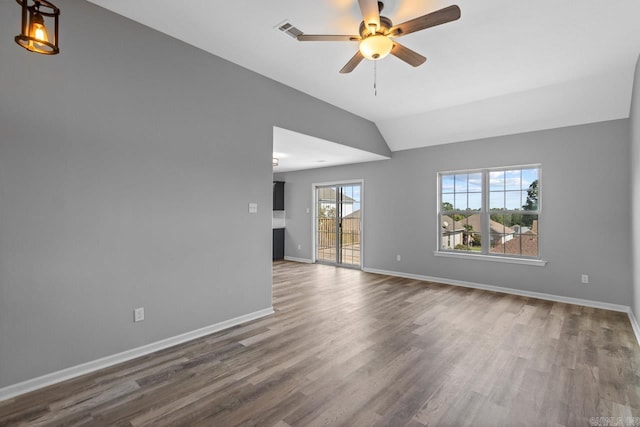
<box><xmin>2</xmin><ymin>261</ymin><xmax>640</xmax><ymax>426</ymax></box>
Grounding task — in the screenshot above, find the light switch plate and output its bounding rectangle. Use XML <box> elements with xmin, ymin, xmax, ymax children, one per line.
<box><xmin>134</xmin><ymin>307</ymin><xmax>145</xmax><ymax>322</ymax></box>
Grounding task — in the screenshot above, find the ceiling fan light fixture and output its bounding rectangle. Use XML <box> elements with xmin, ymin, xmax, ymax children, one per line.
<box><xmin>359</xmin><ymin>34</ymin><xmax>392</xmax><ymax>60</ymax></box>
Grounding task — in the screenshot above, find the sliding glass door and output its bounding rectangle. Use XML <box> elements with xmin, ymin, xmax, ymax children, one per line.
<box><xmin>315</xmin><ymin>183</ymin><xmax>362</xmax><ymax>268</ymax></box>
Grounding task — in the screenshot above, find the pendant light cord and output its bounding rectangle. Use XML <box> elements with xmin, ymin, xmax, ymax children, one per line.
<box><xmin>374</xmin><ymin>61</ymin><xmax>378</xmax><ymax>96</ymax></box>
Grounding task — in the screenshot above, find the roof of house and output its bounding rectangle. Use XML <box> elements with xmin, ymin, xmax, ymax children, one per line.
<box><xmin>441</xmin><ymin>215</ymin><xmax>465</xmax><ymax>232</ymax></box>
<box><xmin>344</xmin><ymin>209</ymin><xmax>360</xmax><ymax>219</ymax></box>
<box><xmin>465</xmin><ymin>214</ymin><xmax>514</xmax><ymax>235</ymax></box>
<box><xmin>492</xmin><ymin>234</ymin><xmax>539</xmax><ymax>257</ymax></box>
<box><xmin>442</xmin><ymin>213</ymin><xmax>524</xmax><ymax>236</ymax></box>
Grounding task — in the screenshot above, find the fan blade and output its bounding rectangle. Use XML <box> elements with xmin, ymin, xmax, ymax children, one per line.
<box><xmin>339</xmin><ymin>51</ymin><xmax>365</xmax><ymax>74</ymax></box>
<box><xmin>297</xmin><ymin>35</ymin><xmax>361</xmax><ymax>42</ymax></box>
<box><xmin>391</xmin><ymin>42</ymin><xmax>426</xmax><ymax>67</ymax></box>
<box><xmin>358</xmin><ymin>0</ymin><xmax>380</xmax><ymax>34</ymax></box>
<box><xmin>387</xmin><ymin>5</ymin><xmax>461</xmax><ymax>38</ymax></box>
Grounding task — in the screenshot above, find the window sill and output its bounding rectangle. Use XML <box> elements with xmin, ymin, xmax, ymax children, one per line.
<box><xmin>433</xmin><ymin>251</ymin><xmax>547</xmax><ymax>267</ymax></box>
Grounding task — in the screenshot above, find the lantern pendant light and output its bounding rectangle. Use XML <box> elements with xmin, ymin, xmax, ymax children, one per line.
<box><xmin>15</xmin><ymin>0</ymin><xmax>60</xmax><ymax>55</ymax></box>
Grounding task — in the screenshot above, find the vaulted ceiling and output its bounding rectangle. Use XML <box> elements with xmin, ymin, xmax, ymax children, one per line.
<box><xmin>87</xmin><ymin>0</ymin><xmax>640</xmax><ymax>153</ymax></box>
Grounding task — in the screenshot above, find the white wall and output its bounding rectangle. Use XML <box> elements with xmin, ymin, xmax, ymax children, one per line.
<box><xmin>0</xmin><ymin>0</ymin><xmax>387</xmax><ymax>388</ymax></box>
<box><xmin>631</xmin><ymin>55</ymin><xmax>640</xmax><ymax>318</ymax></box>
<box><xmin>276</xmin><ymin>119</ymin><xmax>632</xmax><ymax>306</ymax></box>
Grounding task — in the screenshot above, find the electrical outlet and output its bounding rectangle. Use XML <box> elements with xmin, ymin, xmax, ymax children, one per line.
<box><xmin>581</xmin><ymin>274</ymin><xmax>589</xmax><ymax>284</ymax></box>
<box><xmin>396</xmin><ymin>254</ymin><xmax>401</xmax><ymax>262</ymax></box>
<box><xmin>298</xmin><ymin>244</ymin><xmax>301</xmax><ymax>250</ymax></box>
<box><xmin>134</xmin><ymin>307</ymin><xmax>145</xmax><ymax>322</ymax></box>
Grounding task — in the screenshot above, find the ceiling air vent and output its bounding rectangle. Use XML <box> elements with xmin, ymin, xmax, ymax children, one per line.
<box><xmin>275</xmin><ymin>20</ymin><xmax>303</xmax><ymax>39</ymax></box>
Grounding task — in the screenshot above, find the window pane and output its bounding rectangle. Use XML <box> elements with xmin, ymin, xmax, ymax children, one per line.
<box><xmin>505</xmin><ymin>190</ymin><xmax>522</xmax><ymax>210</ymax></box>
<box><xmin>489</xmin><ymin>214</ymin><xmax>539</xmax><ymax>257</ymax></box>
<box><xmin>468</xmin><ymin>173</ymin><xmax>482</xmax><ymax>192</ymax></box>
<box><xmin>442</xmin><ymin>175</ymin><xmax>455</xmax><ymax>193</ymax></box>
<box><xmin>522</xmin><ymin>168</ymin><xmax>539</xmax><ymax>188</ymax></box>
<box><xmin>505</xmin><ymin>170</ymin><xmax>521</xmax><ymax>190</ymax></box>
<box><xmin>490</xmin><ymin>233</ymin><xmax>539</xmax><ymax>257</ymax></box>
<box><xmin>490</xmin><ymin>171</ymin><xmax>504</xmax><ymax>191</ymax></box>
<box><xmin>455</xmin><ymin>174</ymin><xmax>468</xmax><ymax>192</ymax></box>
<box><xmin>441</xmin><ymin>194</ymin><xmax>455</xmax><ymax>212</ymax></box>
<box><xmin>455</xmin><ymin>193</ymin><xmax>467</xmax><ymax>211</ymax></box>
<box><xmin>468</xmin><ymin>192</ymin><xmax>482</xmax><ymax>211</ymax></box>
<box><xmin>490</xmin><ymin>191</ymin><xmax>504</xmax><ymax>210</ymax></box>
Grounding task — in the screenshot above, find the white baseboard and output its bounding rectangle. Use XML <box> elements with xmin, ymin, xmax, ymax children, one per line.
<box><xmin>628</xmin><ymin>309</ymin><xmax>640</xmax><ymax>347</ymax></box>
<box><xmin>284</xmin><ymin>256</ymin><xmax>313</xmax><ymax>263</ymax></box>
<box><xmin>0</xmin><ymin>307</ymin><xmax>274</xmax><ymax>402</ymax></box>
<box><xmin>363</xmin><ymin>267</ymin><xmax>630</xmax><ymax>313</ymax></box>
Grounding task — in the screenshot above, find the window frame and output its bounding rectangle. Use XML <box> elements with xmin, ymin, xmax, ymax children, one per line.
<box><xmin>436</xmin><ymin>164</ymin><xmax>546</xmax><ymax>267</ymax></box>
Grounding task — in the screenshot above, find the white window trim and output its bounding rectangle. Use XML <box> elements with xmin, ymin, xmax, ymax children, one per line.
<box><xmin>433</xmin><ymin>250</ymin><xmax>547</xmax><ymax>266</ymax></box>
<box><xmin>437</xmin><ymin>164</ymin><xmax>546</xmax><ymax>265</ymax></box>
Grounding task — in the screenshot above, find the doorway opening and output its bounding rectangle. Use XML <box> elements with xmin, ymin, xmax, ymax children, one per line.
<box><xmin>314</xmin><ymin>182</ymin><xmax>362</xmax><ymax>268</ymax></box>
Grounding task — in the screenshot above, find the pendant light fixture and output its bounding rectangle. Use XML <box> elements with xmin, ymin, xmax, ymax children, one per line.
<box><xmin>15</xmin><ymin>0</ymin><xmax>60</xmax><ymax>55</ymax></box>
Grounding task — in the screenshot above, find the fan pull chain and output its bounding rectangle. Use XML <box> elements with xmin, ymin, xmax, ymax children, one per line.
<box><xmin>374</xmin><ymin>60</ymin><xmax>377</xmax><ymax>96</ymax></box>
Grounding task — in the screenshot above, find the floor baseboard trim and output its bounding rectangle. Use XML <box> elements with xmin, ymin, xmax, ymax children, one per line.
<box><xmin>0</xmin><ymin>307</ymin><xmax>274</xmax><ymax>402</ymax></box>
<box><xmin>362</xmin><ymin>267</ymin><xmax>630</xmax><ymax>313</ymax></box>
<box><xmin>628</xmin><ymin>309</ymin><xmax>640</xmax><ymax>347</ymax></box>
<box><xmin>284</xmin><ymin>256</ymin><xmax>313</xmax><ymax>263</ymax></box>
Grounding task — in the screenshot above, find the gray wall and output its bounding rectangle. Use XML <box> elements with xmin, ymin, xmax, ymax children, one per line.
<box><xmin>0</xmin><ymin>0</ymin><xmax>386</xmax><ymax>388</ymax></box>
<box><xmin>276</xmin><ymin>119</ymin><xmax>632</xmax><ymax>306</ymax></box>
<box><xmin>631</xmin><ymin>55</ymin><xmax>640</xmax><ymax>319</ymax></box>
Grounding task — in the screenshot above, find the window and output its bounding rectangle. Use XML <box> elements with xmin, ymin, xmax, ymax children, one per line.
<box><xmin>438</xmin><ymin>165</ymin><xmax>541</xmax><ymax>261</ymax></box>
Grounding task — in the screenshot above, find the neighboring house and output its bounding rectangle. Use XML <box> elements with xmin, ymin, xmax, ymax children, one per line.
<box><xmin>441</xmin><ymin>215</ymin><xmax>465</xmax><ymax>249</ymax></box>
<box><xmin>492</xmin><ymin>221</ymin><xmax>539</xmax><ymax>257</ymax></box>
<box><xmin>465</xmin><ymin>214</ymin><xmax>515</xmax><ymax>246</ymax></box>
<box><xmin>442</xmin><ymin>213</ymin><xmax>517</xmax><ymax>249</ymax></box>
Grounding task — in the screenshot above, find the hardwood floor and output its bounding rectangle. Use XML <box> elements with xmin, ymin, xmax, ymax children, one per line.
<box><xmin>2</xmin><ymin>261</ymin><xmax>640</xmax><ymax>426</ymax></box>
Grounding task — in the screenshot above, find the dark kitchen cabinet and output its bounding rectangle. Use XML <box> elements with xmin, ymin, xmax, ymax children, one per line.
<box><xmin>273</xmin><ymin>181</ymin><xmax>285</xmax><ymax>210</ymax></box>
<box><xmin>273</xmin><ymin>228</ymin><xmax>284</xmax><ymax>260</ymax></box>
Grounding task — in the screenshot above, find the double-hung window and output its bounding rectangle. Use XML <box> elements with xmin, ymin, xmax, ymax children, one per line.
<box><xmin>438</xmin><ymin>165</ymin><xmax>542</xmax><ymax>263</ymax></box>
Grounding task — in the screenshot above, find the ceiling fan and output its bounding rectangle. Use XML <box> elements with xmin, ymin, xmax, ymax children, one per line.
<box><xmin>297</xmin><ymin>0</ymin><xmax>461</xmax><ymax>74</ymax></box>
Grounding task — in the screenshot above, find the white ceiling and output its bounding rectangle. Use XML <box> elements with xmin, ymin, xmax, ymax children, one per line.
<box><xmin>87</xmin><ymin>0</ymin><xmax>640</xmax><ymax>158</ymax></box>
<box><xmin>273</xmin><ymin>127</ymin><xmax>389</xmax><ymax>173</ymax></box>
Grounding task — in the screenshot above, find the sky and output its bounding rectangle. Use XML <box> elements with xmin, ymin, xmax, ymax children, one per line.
<box><xmin>441</xmin><ymin>168</ymin><xmax>539</xmax><ymax>211</ymax></box>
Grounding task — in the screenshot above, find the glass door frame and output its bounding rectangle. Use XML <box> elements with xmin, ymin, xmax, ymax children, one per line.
<box><xmin>312</xmin><ymin>180</ymin><xmax>364</xmax><ymax>269</ymax></box>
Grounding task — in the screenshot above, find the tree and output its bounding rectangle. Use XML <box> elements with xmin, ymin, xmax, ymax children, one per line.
<box><xmin>523</xmin><ymin>179</ymin><xmax>538</xmax><ymax>211</ymax></box>
<box><xmin>521</xmin><ymin>179</ymin><xmax>538</xmax><ymax>227</ymax></box>
<box><xmin>318</xmin><ymin>205</ymin><xmax>336</xmax><ymax>218</ymax></box>
<box><xmin>462</xmin><ymin>224</ymin><xmax>473</xmax><ymax>246</ymax></box>
<box><xmin>442</xmin><ymin>202</ymin><xmax>453</xmax><ymax>212</ymax></box>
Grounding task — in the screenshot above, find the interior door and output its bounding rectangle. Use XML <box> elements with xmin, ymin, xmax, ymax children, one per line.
<box><xmin>316</xmin><ymin>183</ymin><xmax>361</xmax><ymax>267</ymax></box>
